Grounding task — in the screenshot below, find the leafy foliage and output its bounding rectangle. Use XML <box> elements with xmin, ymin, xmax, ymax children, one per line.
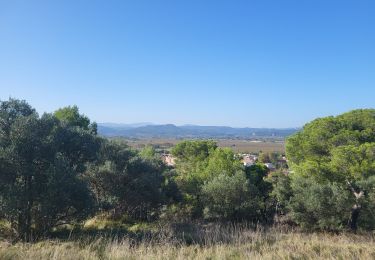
<box><xmin>202</xmin><ymin>172</ymin><xmax>261</xmax><ymax>221</ymax></box>
<box><xmin>85</xmin><ymin>141</ymin><xmax>174</xmax><ymax>221</ymax></box>
<box><xmin>0</xmin><ymin>99</ymin><xmax>99</xmax><ymax>241</ymax></box>
<box><xmin>171</xmin><ymin>140</ymin><xmax>273</xmax><ymax>221</ymax></box>
<box><xmin>286</xmin><ymin>109</ymin><xmax>375</xmax><ymax>230</ymax></box>
<box><xmin>288</xmin><ymin>177</ymin><xmax>353</xmax><ymax>230</ymax></box>
<box><xmin>54</xmin><ymin>105</ymin><xmax>97</xmax><ymax>134</ymax></box>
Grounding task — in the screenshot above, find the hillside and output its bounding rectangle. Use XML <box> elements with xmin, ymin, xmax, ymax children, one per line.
<box><xmin>98</xmin><ymin>123</ymin><xmax>299</xmax><ymax>139</ymax></box>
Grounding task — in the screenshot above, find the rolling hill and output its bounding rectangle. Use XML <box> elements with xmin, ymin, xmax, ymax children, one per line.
<box><xmin>98</xmin><ymin>123</ymin><xmax>299</xmax><ymax>139</ymax></box>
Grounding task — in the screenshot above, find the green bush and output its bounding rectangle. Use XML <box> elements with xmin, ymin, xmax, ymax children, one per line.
<box><xmin>202</xmin><ymin>172</ymin><xmax>262</xmax><ymax>221</ymax></box>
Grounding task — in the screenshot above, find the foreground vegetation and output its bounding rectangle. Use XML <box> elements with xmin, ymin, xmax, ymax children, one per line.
<box><xmin>1</xmin><ymin>225</ymin><xmax>375</xmax><ymax>259</ymax></box>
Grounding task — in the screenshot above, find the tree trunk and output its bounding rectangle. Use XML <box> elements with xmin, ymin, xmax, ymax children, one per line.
<box><xmin>347</xmin><ymin>182</ymin><xmax>363</xmax><ymax>232</ymax></box>
<box><xmin>350</xmin><ymin>204</ymin><xmax>360</xmax><ymax>232</ymax></box>
<box><xmin>19</xmin><ymin>173</ymin><xmax>33</xmax><ymax>242</ymax></box>
<box><xmin>17</xmin><ymin>212</ymin><xmax>26</xmax><ymax>241</ymax></box>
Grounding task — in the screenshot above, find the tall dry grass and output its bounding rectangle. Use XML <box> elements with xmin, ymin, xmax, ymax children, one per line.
<box><xmin>1</xmin><ymin>224</ymin><xmax>374</xmax><ymax>259</ymax></box>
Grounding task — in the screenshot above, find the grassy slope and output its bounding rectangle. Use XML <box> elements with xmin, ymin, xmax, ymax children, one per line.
<box><xmin>1</xmin><ymin>226</ymin><xmax>374</xmax><ymax>260</ymax></box>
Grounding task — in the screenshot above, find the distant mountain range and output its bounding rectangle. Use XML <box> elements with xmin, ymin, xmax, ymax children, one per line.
<box><xmin>97</xmin><ymin>123</ymin><xmax>299</xmax><ymax>139</ymax></box>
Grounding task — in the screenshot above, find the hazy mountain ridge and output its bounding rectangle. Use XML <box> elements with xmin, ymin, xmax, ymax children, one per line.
<box><xmin>98</xmin><ymin>123</ymin><xmax>299</xmax><ymax>139</ymax></box>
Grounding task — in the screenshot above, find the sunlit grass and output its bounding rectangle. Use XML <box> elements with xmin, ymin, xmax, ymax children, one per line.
<box><xmin>1</xmin><ymin>224</ymin><xmax>374</xmax><ymax>259</ymax></box>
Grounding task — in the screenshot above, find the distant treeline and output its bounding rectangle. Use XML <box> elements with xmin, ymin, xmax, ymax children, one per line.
<box><xmin>0</xmin><ymin>98</ymin><xmax>374</xmax><ymax>242</ymax></box>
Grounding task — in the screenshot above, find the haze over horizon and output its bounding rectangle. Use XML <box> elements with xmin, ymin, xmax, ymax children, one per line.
<box><xmin>1</xmin><ymin>1</ymin><xmax>374</xmax><ymax>128</ymax></box>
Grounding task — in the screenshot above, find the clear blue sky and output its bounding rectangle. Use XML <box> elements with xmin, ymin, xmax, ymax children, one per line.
<box><xmin>1</xmin><ymin>0</ymin><xmax>374</xmax><ymax>127</ymax></box>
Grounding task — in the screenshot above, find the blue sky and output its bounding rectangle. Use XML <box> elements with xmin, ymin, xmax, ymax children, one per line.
<box><xmin>1</xmin><ymin>0</ymin><xmax>374</xmax><ymax>127</ymax></box>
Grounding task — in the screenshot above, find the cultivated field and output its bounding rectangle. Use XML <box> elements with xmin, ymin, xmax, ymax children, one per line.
<box><xmin>122</xmin><ymin>138</ymin><xmax>285</xmax><ymax>153</ymax></box>
<box><xmin>217</xmin><ymin>139</ymin><xmax>285</xmax><ymax>153</ymax></box>
<box><xmin>0</xmin><ymin>224</ymin><xmax>374</xmax><ymax>259</ymax></box>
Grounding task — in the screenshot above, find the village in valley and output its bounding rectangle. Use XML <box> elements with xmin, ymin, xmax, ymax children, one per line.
<box><xmin>162</xmin><ymin>150</ymin><xmax>289</xmax><ymax>173</ymax></box>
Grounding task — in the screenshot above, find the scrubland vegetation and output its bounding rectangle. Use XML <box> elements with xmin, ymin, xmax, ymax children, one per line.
<box><xmin>1</xmin><ymin>98</ymin><xmax>375</xmax><ymax>259</ymax></box>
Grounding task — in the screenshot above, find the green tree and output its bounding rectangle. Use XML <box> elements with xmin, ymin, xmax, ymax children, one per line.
<box><xmin>139</xmin><ymin>145</ymin><xmax>158</xmax><ymax>159</ymax></box>
<box><xmin>201</xmin><ymin>164</ymin><xmax>273</xmax><ymax>222</ymax></box>
<box><xmin>0</xmin><ymin>99</ymin><xmax>99</xmax><ymax>241</ymax></box>
<box><xmin>170</xmin><ymin>140</ymin><xmax>218</xmax><ymax>217</ymax></box>
<box><xmin>171</xmin><ymin>140</ymin><xmax>217</xmax><ymax>178</ymax></box>
<box><xmin>268</xmin><ymin>171</ymin><xmax>292</xmax><ymax>218</ymax></box>
<box><xmin>288</xmin><ymin>177</ymin><xmax>353</xmax><ymax>230</ymax></box>
<box><xmin>54</xmin><ymin>105</ymin><xmax>97</xmax><ymax>134</ymax></box>
<box><xmin>258</xmin><ymin>152</ymin><xmax>278</xmax><ymax>163</ymax></box>
<box><xmin>85</xmin><ymin>141</ymin><xmax>168</xmax><ymax>221</ymax></box>
<box><xmin>202</xmin><ymin>172</ymin><xmax>259</xmax><ymax>221</ymax></box>
<box><xmin>246</xmin><ymin>164</ymin><xmax>274</xmax><ymax>222</ymax></box>
<box><xmin>203</xmin><ymin>148</ymin><xmax>242</xmax><ymax>179</ymax></box>
<box><xmin>171</xmin><ymin>140</ymin><xmax>273</xmax><ymax>222</ymax></box>
<box><xmin>286</xmin><ymin>109</ymin><xmax>375</xmax><ymax>230</ymax></box>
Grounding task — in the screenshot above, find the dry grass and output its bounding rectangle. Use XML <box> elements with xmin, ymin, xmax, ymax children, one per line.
<box><xmin>1</xmin><ymin>224</ymin><xmax>374</xmax><ymax>259</ymax></box>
